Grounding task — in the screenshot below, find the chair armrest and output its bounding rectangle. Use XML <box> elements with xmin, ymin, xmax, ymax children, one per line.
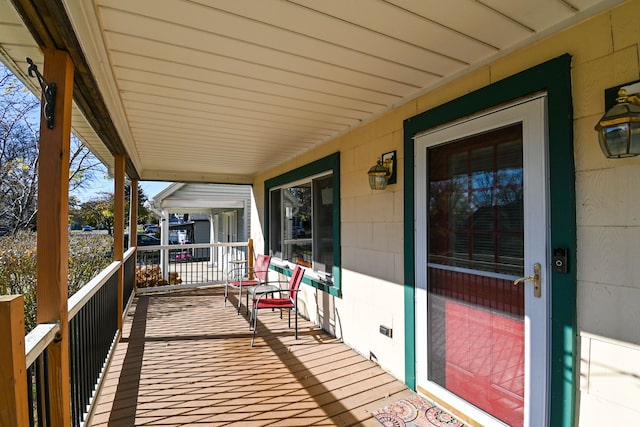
<box><xmin>228</xmin><ymin>267</ymin><xmax>271</xmax><ymax>282</ymax></box>
<box><xmin>251</xmin><ymin>280</ymin><xmax>287</xmax><ymax>298</ymax></box>
<box><xmin>227</xmin><ymin>263</ymin><xmax>256</xmax><ymax>281</ymax></box>
<box><xmin>252</xmin><ymin>285</ymin><xmax>276</xmax><ymax>298</ymax></box>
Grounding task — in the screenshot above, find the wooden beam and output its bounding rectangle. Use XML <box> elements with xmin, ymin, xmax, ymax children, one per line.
<box><xmin>114</xmin><ymin>155</ymin><xmax>125</xmax><ymax>331</ymax></box>
<box><xmin>0</xmin><ymin>295</ymin><xmax>29</xmax><ymax>427</ymax></box>
<box><xmin>35</xmin><ymin>48</ymin><xmax>73</xmax><ymax>427</ymax></box>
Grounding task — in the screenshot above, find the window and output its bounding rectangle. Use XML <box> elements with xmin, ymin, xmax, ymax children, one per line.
<box><xmin>265</xmin><ymin>153</ymin><xmax>341</xmax><ymax>296</ymax></box>
<box><xmin>428</xmin><ymin>124</ymin><xmax>523</xmax><ymax>276</ymax></box>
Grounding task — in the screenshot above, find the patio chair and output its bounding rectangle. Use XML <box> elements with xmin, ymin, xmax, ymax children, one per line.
<box><xmin>251</xmin><ymin>265</ymin><xmax>305</xmax><ymax>347</ymax></box>
<box><xmin>225</xmin><ymin>254</ymin><xmax>272</xmax><ymax>315</ymax></box>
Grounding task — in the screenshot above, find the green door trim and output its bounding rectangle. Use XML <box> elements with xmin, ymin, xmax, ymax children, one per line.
<box><xmin>403</xmin><ymin>54</ymin><xmax>576</xmax><ymax>427</ymax></box>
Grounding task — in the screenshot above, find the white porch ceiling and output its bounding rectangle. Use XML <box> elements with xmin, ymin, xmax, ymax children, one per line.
<box><xmin>0</xmin><ymin>0</ymin><xmax>622</xmax><ymax>183</ymax></box>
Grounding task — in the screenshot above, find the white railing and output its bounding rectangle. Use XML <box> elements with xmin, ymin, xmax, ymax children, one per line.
<box><xmin>25</xmin><ymin>322</ymin><xmax>60</xmax><ymax>368</ymax></box>
<box><xmin>136</xmin><ymin>241</ymin><xmax>249</xmax><ymax>292</ymax></box>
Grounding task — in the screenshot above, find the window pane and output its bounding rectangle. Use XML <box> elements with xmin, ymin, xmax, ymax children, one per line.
<box><xmin>283</xmin><ymin>183</ymin><xmax>312</xmax><ymax>266</ymax></box>
<box><xmin>428</xmin><ymin>124</ymin><xmax>523</xmax><ymax>275</ymax></box>
<box><xmin>313</xmin><ymin>175</ymin><xmax>334</xmax><ymax>272</ymax></box>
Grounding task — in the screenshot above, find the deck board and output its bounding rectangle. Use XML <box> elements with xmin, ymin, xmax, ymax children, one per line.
<box><xmin>87</xmin><ymin>286</ymin><xmax>410</xmax><ymax>426</ymax></box>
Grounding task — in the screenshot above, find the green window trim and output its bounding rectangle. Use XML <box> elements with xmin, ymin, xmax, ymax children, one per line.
<box><xmin>264</xmin><ymin>152</ymin><xmax>342</xmax><ymax>297</ymax></box>
<box><xmin>403</xmin><ymin>54</ymin><xmax>576</xmax><ymax>427</ymax></box>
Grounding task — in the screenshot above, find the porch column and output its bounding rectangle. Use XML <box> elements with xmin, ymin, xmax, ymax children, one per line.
<box><xmin>0</xmin><ymin>295</ymin><xmax>29</xmax><ymax>426</ymax></box>
<box><xmin>243</xmin><ymin>199</ymin><xmax>249</xmax><ymax>242</ymax></box>
<box><xmin>36</xmin><ymin>48</ymin><xmax>74</xmax><ymax>427</ymax></box>
<box><xmin>113</xmin><ymin>155</ymin><xmax>125</xmax><ymax>331</ymax></box>
<box><xmin>161</xmin><ymin>209</ymin><xmax>170</xmax><ymax>280</ymax></box>
<box><xmin>208</xmin><ymin>213</ymin><xmax>215</xmax><ymax>267</ymax></box>
<box><xmin>129</xmin><ymin>179</ymin><xmax>139</xmax><ymax>248</ymax></box>
<box><xmin>130</xmin><ymin>180</ymin><xmax>138</xmax><ymax>290</ymax></box>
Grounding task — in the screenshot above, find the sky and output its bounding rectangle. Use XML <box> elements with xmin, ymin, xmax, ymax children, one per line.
<box><xmin>75</xmin><ymin>179</ymin><xmax>172</xmax><ymax>202</ymax></box>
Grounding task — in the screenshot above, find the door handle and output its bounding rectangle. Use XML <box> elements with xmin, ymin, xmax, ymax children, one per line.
<box><xmin>514</xmin><ymin>263</ymin><xmax>542</xmax><ymax>298</ymax></box>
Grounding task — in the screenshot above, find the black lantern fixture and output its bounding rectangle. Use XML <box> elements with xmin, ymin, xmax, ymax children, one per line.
<box><xmin>367</xmin><ymin>150</ymin><xmax>396</xmax><ymax>190</ymax></box>
<box><xmin>595</xmin><ymin>82</ymin><xmax>640</xmax><ymax>158</ymax></box>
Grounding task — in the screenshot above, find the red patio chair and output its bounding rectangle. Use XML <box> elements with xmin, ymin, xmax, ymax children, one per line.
<box><xmin>225</xmin><ymin>254</ymin><xmax>271</xmax><ymax>315</ymax></box>
<box><xmin>251</xmin><ymin>265</ymin><xmax>305</xmax><ymax>347</ymax></box>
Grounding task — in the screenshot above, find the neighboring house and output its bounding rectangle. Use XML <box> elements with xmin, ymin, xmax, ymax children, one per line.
<box><xmin>147</xmin><ymin>183</ymin><xmax>252</xmax><ymax>262</ymax></box>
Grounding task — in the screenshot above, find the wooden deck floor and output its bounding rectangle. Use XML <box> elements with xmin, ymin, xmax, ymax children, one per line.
<box><xmin>88</xmin><ymin>286</ymin><xmax>413</xmax><ymax>426</ymax></box>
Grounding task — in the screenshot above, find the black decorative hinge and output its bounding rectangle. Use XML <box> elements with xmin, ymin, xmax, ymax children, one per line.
<box><xmin>26</xmin><ymin>57</ymin><xmax>57</xmax><ymax>129</ymax></box>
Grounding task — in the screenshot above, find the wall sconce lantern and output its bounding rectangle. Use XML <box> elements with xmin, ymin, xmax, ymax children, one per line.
<box><xmin>595</xmin><ymin>81</ymin><xmax>640</xmax><ymax>158</ymax></box>
<box><xmin>367</xmin><ymin>150</ymin><xmax>396</xmax><ymax>190</ymax></box>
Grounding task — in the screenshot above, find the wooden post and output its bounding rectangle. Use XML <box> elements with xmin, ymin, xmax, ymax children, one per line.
<box><xmin>36</xmin><ymin>48</ymin><xmax>74</xmax><ymax>427</ymax></box>
<box><xmin>0</xmin><ymin>295</ymin><xmax>29</xmax><ymax>427</ymax></box>
<box><xmin>113</xmin><ymin>155</ymin><xmax>125</xmax><ymax>331</ymax></box>
<box><xmin>130</xmin><ymin>179</ymin><xmax>139</xmax><ymax>290</ymax></box>
<box><xmin>248</xmin><ymin>238</ymin><xmax>254</xmax><ymax>279</ymax></box>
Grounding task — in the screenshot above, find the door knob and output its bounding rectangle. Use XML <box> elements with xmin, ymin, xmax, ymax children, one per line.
<box><xmin>513</xmin><ymin>263</ymin><xmax>542</xmax><ymax>298</ymax></box>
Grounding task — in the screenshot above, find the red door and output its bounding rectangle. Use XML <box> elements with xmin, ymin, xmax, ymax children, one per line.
<box><xmin>426</xmin><ymin>124</ymin><xmax>525</xmax><ymax>427</ymax></box>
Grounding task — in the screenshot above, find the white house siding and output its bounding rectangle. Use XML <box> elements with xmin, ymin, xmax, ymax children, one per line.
<box><xmin>252</xmin><ymin>1</ymin><xmax>640</xmax><ymax>424</ymax></box>
<box><xmin>157</xmin><ymin>182</ymin><xmax>252</xmax><ymax>241</ymax></box>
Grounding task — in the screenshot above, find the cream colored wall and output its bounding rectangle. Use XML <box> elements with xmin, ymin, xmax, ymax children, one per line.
<box><xmin>569</xmin><ymin>2</ymin><xmax>640</xmax><ymax>425</ymax></box>
<box><xmin>251</xmin><ymin>0</ymin><xmax>640</xmax><ymax>423</ymax></box>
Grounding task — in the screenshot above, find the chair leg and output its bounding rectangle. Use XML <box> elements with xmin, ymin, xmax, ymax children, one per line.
<box><xmin>249</xmin><ymin>302</ymin><xmax>255</xmax><ymax>330</ymax></box>
<box><xmin>245</xmin><ymin>290</ymin><xmax>251</xmax><ymax>316</ymax></box>
<box><xmin>224</xmin><ymin>284</ymin><xmax>228</xmax><ymax>307</ymax></box>
<box><xmin>251</xmin><ymin>308</ymin><xmax>258</xmax><ymax>346</ymax></box>
<box><xmin>294</xmin><ymin>308</ymin><xmax>298</xmax><ymax>340</ymax></box>
<box><xmin>237</xmin><ymin>286</ymin><xmax>242</xmax><ymax>314</ymax></box>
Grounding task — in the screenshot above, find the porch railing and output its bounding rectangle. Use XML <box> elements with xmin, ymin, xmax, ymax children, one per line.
<box><xmin>24</xmin><ymin>321</ymin><xmax>60</xmax><ymax>426</ymax></box>
<box><xmin>1</xmin><ymin>242</ymin><xmax>249</xmax><ymax>426</ymax></box>
<box><xmin>1</xmin><ymin>248</ymin><xmax>136</xmax><ymax>427</ymax></box>
<box><xmin>68</xmin><ymin>259</ymin><xmax>121</xmax><ymax>427</ymax></box>
<box><xmin>136</xmin><ymin>241</ymin><xmax>250</xmax><ymax>291</ymax></box>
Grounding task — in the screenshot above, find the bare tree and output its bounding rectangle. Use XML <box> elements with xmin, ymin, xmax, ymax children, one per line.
<box><xmin>0</xmin><ymin>69</ymin><xmax>40</xmax><ymax>233</ymax></box>
<box><xmin>0</xmin><ymin>64</ymin><xmax>106</xmax><ymax>234</ymax></box>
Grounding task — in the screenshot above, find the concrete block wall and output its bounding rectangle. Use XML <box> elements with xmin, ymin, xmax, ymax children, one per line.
<box><xmin>570</xmin><ymin>2</ymin><xmax>640</xmax><ymax>425</ymax></box>
<box><xmin>251</xmin><ymin>1</ymin><xmax>640</xmax><ymax>422</ymax></box>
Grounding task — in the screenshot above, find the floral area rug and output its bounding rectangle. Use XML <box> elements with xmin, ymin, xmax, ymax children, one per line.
<box><xmin>372</xmin><ymin>394</ymin><xmax>466</xmax><ymax>427</ymax></box>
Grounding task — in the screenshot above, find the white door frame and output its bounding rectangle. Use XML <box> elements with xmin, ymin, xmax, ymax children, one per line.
<box><xmin>414</xmin><ymin>95</ymin><xmax>550</xmax><ymax>427</ymax></box>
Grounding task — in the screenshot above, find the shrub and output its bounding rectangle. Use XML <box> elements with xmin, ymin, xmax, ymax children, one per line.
<box><xmin>0</xmin><ymin>230</ymin><xmax>112</xmax><ymax>333</ymax></box>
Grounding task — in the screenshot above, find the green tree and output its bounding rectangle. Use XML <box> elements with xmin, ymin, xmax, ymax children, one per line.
<box><xmin>78</xmin><ymin>192</ymin><xmax>115</xmax><ymax>233</ymax></box>
<box><xmin>126</xmin><ymin>182</ymin><xmax>155</xmax><ymax>226</ymax></box>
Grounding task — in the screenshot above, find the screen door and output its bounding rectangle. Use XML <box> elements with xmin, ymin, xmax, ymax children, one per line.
<box><xmin>415</xmin><ymin>96</ymin><xmax>549</xmax><ymax>427</ymax></box>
